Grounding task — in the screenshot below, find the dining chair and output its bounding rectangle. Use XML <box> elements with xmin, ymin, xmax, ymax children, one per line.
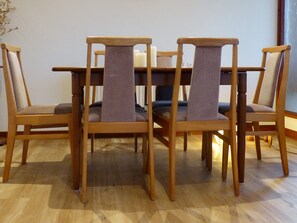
<box><xmin>1</xmin><ymin>43</ymin><xmax>73</xmax><ymax>183</ymax></box>
<box><xmin>221</xmin><ymin>45</ymin><xmax>291</xmax><ymax>178</ymax></box>
<box><xmin>81</xmin><ymin>36</ymin><xmax>155</xmax><ymax>202</ymax></box>
<box><xmin>153</xmin><ymin>38</ymin><xmax>239</xmax><ymax>201</ymax></box>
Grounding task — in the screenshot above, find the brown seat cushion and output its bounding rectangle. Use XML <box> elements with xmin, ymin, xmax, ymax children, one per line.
<box><xmin>153</xmin><ymin>106</ymin><xmax>227</xmax><ymax>121</ymax></box>
<box><xmin>218</xmin><ymin>102</ymin><xmax>274</xmax><ymax>114</ymax></box>
<box><xmin>246</xmin><ymin>103</ymin><xmax>275</xmax><ymax>112</ymax></box>
<box><xmin>17</xmin><ymin>103</ymin><xmax>72</xmax><ymax>115</ymax></box>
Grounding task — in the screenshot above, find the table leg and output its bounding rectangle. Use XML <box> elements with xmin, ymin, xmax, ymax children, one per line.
<box><xmin>237</xmin><ymin>72</ymin><xmax>247</xmax><ymax>183</ymax></box>
<box><xmin>0</xmin><ymin>137</ymin><xmax>6</xmax><ymax>146</ymax></box>
<box><xmin>71</xmin><ymin>73</ymin><xmax>82</xmax><ymax>190</ymax></box>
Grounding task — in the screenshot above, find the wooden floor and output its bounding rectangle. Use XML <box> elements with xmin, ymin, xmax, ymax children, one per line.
<box><xmin>0</xmin><ymin>135</ymin><xmax>297</xmax><ymax>223</ymax></box>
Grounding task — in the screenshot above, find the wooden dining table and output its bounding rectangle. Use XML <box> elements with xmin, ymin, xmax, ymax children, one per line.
<box><xmin>52</xmin><ymin>66</ymin><xmax>264</xmax><ymax>190</ymax></box>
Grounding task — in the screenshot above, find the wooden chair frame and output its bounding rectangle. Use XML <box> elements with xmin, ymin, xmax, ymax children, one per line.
<box><xmin>245</xmin><ymin>45</ymin><xmax>291</xmax><ymax>176</ymax></box>
<box><xmin>153</xmin><ymin>38</ymin><xmax>239</xmax><ymax>201</ymax></box>
<box><xmin>1</xmin><ymin>43</ymin><xmax>73</xmax><ymax>184</ymax></box>
<box><xmin>81</xmin><ymin>36</ymin><xmax>155</xmax><ymax>202</ymax></box>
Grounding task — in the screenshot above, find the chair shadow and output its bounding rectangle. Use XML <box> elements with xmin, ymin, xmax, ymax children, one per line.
<box><xmin>0</xmin><ymin>139</ymin><xmax>291</xmax><ymax>222</ymax></box>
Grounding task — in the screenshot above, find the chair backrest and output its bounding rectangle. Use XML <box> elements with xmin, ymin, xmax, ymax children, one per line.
<box><xmin>157</xmin><ymin>51</ymin><xmax>178</xmax><ymax>67</ymax></box>
<box><xmin>85</xmin><ymin>36</ymin><xmax>152</xmax><ymax>122</ymax></box>
<box><xmin>253</xmin><ymin>45</ymin><xmax>291</xmax><ymax>110</ymax></box>
<box><xmin>172</xmin><ymin>38</ymin><xmax>238</xmax><ymax>121</ymax></box>
<box><xmin>155</xmin><ymin>51</ymin><xmax>178</xmax><ymax>101</ymax></box>
<box><xmin>1</xmin><ymin>43</ymin><xmax>31</xmax><ymax>115</ymax></box>
<box><xmin>94</xmin><ymin>50</ymin><xmax>105</xmax><ymax>67</ymax></box>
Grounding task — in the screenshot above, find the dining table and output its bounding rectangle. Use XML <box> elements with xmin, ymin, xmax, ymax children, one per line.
<box><xmin>52</xmin><ymin>66</ymin><xmax>264</xmax><ymax>190</ymax></box>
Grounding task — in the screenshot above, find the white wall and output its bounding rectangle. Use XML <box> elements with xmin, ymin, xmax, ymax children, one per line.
<box><xmin>0</xmin><ymin>0</ymin><xmax>279</xmax><ymax>131</ymax></box>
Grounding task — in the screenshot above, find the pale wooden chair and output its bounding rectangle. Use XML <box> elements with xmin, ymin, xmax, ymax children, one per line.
<box><xmin>222</xmin><ymin>45</ymin><xmax>291</xmax><ymax>178</ymax></box>
<box><xmin>1</xmin><ymin>43</ymin><xmax>73</xmax><ymax>182</ymax></box>
<box><xmin>81</xmin><ymin>36</ymin><xmax>155</xmax><ymax>202</ymax></box>
<box><xmin>153</xmin><ymin>38</ymin><xmax>239</xmax><ymax>201</ymax></box>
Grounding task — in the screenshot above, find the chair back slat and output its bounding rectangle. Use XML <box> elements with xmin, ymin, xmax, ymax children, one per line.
<box><xmin>157</xmin><ymin>56</ymin><xmax>173</xmax><ymax>67</ymax></box>
<box><xmin>258</xmin><ymin>52</ymin><xmax>282</xmax><ymax>107</ymax></box>
<box><xmin>101</xmin><ymin>46</ymin><xmax>136</xmax><ymax>121</ymax></box>
<box><xmin>155</xmin><ymin>56</ymin><xmax>174</xmax><ymax>101</ymax></box>
<box><xmin>186</xmin><ymin>46</ymin><xmax>222</xmax><ymax>120</ymax></box>
<box><xmin>7</xmin><ymin>51</ymin><xmax>29</xmax><ymax>110</ymax></box>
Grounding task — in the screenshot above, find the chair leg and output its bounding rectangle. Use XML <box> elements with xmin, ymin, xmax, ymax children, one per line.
<box><xmin>222</xmin><ymin>131</ymin><xmax>229</xmax><ymax>181</ymax></box>
<box><xmin>148</xmin><ymin>131</ymin><xmax>155</xmax><ymax>201</ymax></box>
<box><xmin>81</xmin><ymin>128</ymin><xmax>89</xmax><ymax>203</ymax></box>
<box><xmin>229</xmin><ymin>130</ymin><xmax>239</xmax><ymax>196</ymax></box>
<box><xmin>265</xmin><ymin>136</ymin><xmax>273</xmax><ymax>147</ymax></box>
<box><xmin>183</xmin><ymin>132</ymin><xmax>188</xmax><ymax>151</ymax></box>
<box><xmin>252</xmin><ymin>122</ymin><xmax>261</xmax><ymax>160</ymax></box>
<box><xmin>3</xmin><ymin>124</ymin><xmax>17</xmax><ymax>182</ymax></box>
<box><xmin>277</xmin><ymin>119</ymin><xmax>289</xmax><ymax>176</ymax></box>
<box><xmin>22</xmin><ymin>125</ymin><xmax>31</xmax><ymax>164</ymax></box>
<box><xmin>168</xmin><ymin>132</ymin><xmax>176</xmax><ymax>202</ymax></box>
<box><xmin>201</xmin><ymin>132</ymin><xmax>207</xmax><ymax>160</ymax></box>
<box><xmin>134</xmin><ymin>134</ymin><xmax>138</xmax><ymax>153</ymax></box>
<box><xmin>142</xmin><ymin>134</ymin><xmax>148</xmax><ymax>173</ymax></box>
<box><xmin>90</xmin><ymin>134</ymin><xmax>95</xmax><ymax>153</ymax></box>
<box><xmin>206</xmin><ymin>132</ymin><xmax>212</xmax><ymax>171</ymax></box>
<box><xmin>68</xmin><ymin>115</ymin><xmax>75</xmax><ymax>179</ymax></box>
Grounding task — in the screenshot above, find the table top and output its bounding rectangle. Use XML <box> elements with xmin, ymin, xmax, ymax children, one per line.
<box><xmin>52</xmin><ymin>66</ymin><xmax>264</xmax><ymax>73</ymax></box>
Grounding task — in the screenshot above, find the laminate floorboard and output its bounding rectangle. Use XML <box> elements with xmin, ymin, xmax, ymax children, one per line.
<box><xmin>0</xmin><ymin>135</ymin><xmax>297</xmax><ymax>222</ymax></box>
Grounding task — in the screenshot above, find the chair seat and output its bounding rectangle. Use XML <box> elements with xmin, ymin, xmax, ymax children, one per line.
<box><xmin>89</xmin><ymin>101</ymin><xmax>144</xmax><ymax>109</ymax></box>
<box><xmin>17</xmin><ymin>103</ymin><xmax>72</xmax><ymax>115</ymax></box>
<box><xmin>152</xmin><ymin>100</ymin><xmax>187</xmax><ymax>110</ymax></box>
<box><xmin>89</xmin><ymin>101</ymin><xmax>102</xmax><ymax>108</ymax></box>
<box><xmin>218</xmin><ymin>102</ymin><xmax>231</xmax><ymax>114</ymax></box>
<box><xmin>218</xmin><ymin>102</ymin><xmax>274</xmax><ymax>114</ymax></box>
<box><xmin>89</xmin><ymin>106</ymin><xmax>147</xmax><ymax>122</ymax></box>
<box><xmin>153</xmin><ymin>106</ymin><xmax>228</xmax><ymax>121</ymax></box>
<box><xmin>246</xmin><ymin>103</ymin><xmax>275</xmax><ymax>112</ymax></box>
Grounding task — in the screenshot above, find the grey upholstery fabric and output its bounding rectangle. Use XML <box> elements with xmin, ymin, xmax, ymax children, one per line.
<box><xmin>89</xmin><ymin>101</ymin><xmax>102</xmax><ymax>108</ymax></box>
<box><xmin>152</xmin><ymin>100</ymin><xmax>187</xmax><ymax>109</ymax></box>
<box><xmin>89</xmin><ymin>106</ymin><xmax>147</xmax><ymax>122</ymax></box>
<box><xmin>101</xmin><ymin>46</ymin><xmax>136</xmax><ymax>122</ymax></box>
<box><xmin>258</xmin><ymin>52</ymin><xmax>281</xmax><ymax>108</ymax></box>
<box><xmin>89</xmin><ymin>101</ymin><xmax>143</xmax><ymax>109</ymax></box>
<box><xmin>246</xmin><ymin>103</ymin><xmax>275</xmax><ymax>112</ymax></box>
<box><xmin>218</xmin><ymin>102</ymin><xmax>275</xmax><ymax>114</ymax></box>
<box><xmin>8</xmin><ymin>51</ymin><xmax>28</xmax><ymax>111</ymax></box>
<box><xmin>54</xmin><ymin>103</ymin><xmax>72</xmax><ymax>114</ymax></box>
<box><xmin>218</xmin><ymin>102</ymin><xmax>231</xmax><ymax>114</ymax></box>
<box><xmin>186</xmin><ymin>46</ymin><xmax>222</xmax><ymax>120</ymax></box>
